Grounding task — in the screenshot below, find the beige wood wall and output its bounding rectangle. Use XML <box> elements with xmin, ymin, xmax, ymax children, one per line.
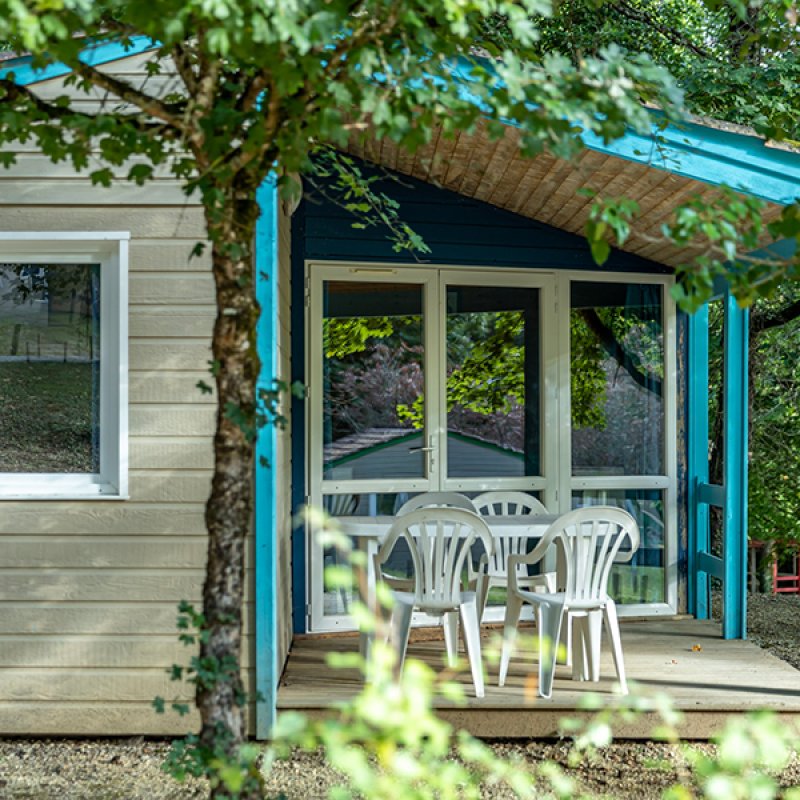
<box><xmin>0</xmin><ymin>50</ymin><xmax>287</xmax><ymax>735</ymax></box>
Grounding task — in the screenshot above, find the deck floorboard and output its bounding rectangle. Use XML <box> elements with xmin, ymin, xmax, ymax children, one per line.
<box><xmin>278</xmin><ymin>619</ymin><xmax>800</xmax><ymax>738</ymax></box>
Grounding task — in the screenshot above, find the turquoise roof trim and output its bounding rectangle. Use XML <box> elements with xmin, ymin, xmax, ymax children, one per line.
<box><xmin>446</xmin><ymin>57</ymin><xmax>800</xmax><ymax>207</ymax></box>
<box><xmin>0</xmin><ymin>36</ymin><xmax>156</xmax><ymax>85</ymax></box>
<box><xmin>581</xmin><ymin>115</ymin><xmax>800</xmax><ymax>207</ymax></box>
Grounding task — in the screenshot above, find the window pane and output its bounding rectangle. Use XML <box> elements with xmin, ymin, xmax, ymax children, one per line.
<box><xmin>322</xmin><ymin>281</ymin><xmax>425</xmax><ymax>481</ymax></box>
<box><xmin>321</xmin><ymin>492</ymin><xmax>406</xmax><ymax>617</ymax></box>
<box><xmin>571</xmin><ymin>282</ymin><xmax>664</xmax><ymax>476</ymax></box>
<box><xmin>446</xmin><ymin>285</ymin><xmax>541</xmax><ymax>478</ymax></box>
<box><xmin>572</xmin><ymin>489</ymin><xmax>665</xmax><ymax>604</ymax></box>
<box><xmin>0</xmin><ymin>263</ymin><xmax>101</xmax><ymax>473</ymax></box>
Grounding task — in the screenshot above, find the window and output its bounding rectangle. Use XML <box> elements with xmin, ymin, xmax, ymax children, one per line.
<box><xmin>0</xmin><ymin>233</ymin><xmax>128</xmax><ymax>498</ymax></box>
<box><xmin>566</xmin><ymin>277</ymin><xmax>676</xmax><ymax>611</ymax></box>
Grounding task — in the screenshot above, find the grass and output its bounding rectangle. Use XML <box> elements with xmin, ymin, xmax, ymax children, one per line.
<box><xmin>0</xmin><ymin>361</ymin><xmax>97</xmax><ymax>472</ymax></box>
<box><xmin>0</xmin><ymin>309</ymin><xmax>94</xmax><ymax>360</ymax></box>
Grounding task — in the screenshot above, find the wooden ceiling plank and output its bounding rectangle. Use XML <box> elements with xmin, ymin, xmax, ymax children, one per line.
<box><xmin>409</xmin><ymin>123</ymin><xmax>443</xmax><ymax>183</ymax></box>
<box><xmin>488</xmin><ymin>156</ymin><xmax>533</xmax><ymax>208</ymax></box>
<box><xmin>633</xmin><ymin>193</ymin><xmax>785</xmax><ymax>264</ymax></box>
<box><xmin>646</xmin><ymin>185</ymin><xmax>725</xmax><ymax>239</ymax></box>
<box><xmin>428</xmin><ymin>127</ymin><xmax>461</xmax><ymax>186</ymax></box>
<box><xmin>360</xmin><ymin>123</ymin><xmax>383</xmax><ymax>165</ymax></box>
<box><xmin>343</xmin><ymin>124</ymin><xmax>790</xmax><ymax>272</ymax></box>
<box><xmin>555</xmin><ymin>158</ymin><xmax>659</xmax><ymax>234</ymax></box>
<box><xmin>538</xmin><ymin>150</ymin><xmax>607</xmax><ymax>228</ymax></box>
<box><xmin>394</xmin><ymin>124</ymin><xmax>417</xmax><ymax>175</ymax></box>
<box><xmin>630</xmin><ymin>174</ymin><xmax>692</xmax><ymax>224</ymax></box>
<box><xmin>520</xmin><ymin>157</ymin><xmax>579</xmax><ymax>219</ymax></box>
<box><xmin>545</xmin><ymin>154</ymin><xmax>617</xmax><ymax>232</ymax></box>
<box><xmin>460</xmin><ymin>132</ymin><xmax>503</xmax><ymax>198</ymax></box>
<box><xmin>345</xmin><ymin>129</ymin><xmax>366</xmax><ymax>161</ymax></box>
<box><xmin>488</xmin><ymin>155</ymin><xmax>536</xmax><ymax>213</ymax></box>
<box><xmin>443</xmin><ymin>118</ymin><xmax>487</xmax><ymax>193</ymax></box>
<box><xmin>506</xmin><ymin>153</ymin><xmax>557</xmax><ymax>215</ymax></box>
<box><xmin>474</xmin><ymin>127</ymin><xmax>523</xmax><ymax>203</ymax></box>
<box><xmin>378</xmin><ymin>135</ymin><xmax>401</xmax><ymax>173</ymax></box>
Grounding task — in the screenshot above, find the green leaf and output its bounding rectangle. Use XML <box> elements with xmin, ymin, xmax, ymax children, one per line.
<box><xmin>589</xmin><ymin>237</ymin><xmax>611</xmax><ymax>266</ymax></box>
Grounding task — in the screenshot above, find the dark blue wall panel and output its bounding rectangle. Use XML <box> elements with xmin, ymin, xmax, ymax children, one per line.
<box><xmin>297</xmin><ymin>160</ymin><xmax>671</xmax><ymax>274</ymax></box>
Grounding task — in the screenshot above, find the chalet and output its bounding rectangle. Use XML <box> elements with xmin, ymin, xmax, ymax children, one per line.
<box><xmin>1</xmin><ymin>38</ymin><xmax>798</xmax><ymax>739</ymax></box>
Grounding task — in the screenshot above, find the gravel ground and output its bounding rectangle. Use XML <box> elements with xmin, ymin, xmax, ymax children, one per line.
<box><xmin>1</xmin><ymin>593</ymin><xmax>799</xmax><ymax>800</ymax></box>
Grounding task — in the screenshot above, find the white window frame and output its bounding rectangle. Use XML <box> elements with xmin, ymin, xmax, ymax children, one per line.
<box><xmin>0</xmin><ymin>232</ymin><xmax>129</xmax><ymax>499</ymax></box>
<box><xmin>557</xmin><ymin>271</ymin><xmax>678</xmax><ymax>618</ymax></box>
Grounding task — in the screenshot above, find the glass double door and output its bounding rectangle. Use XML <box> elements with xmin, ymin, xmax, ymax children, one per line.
<box><xmin>307</xmin><ymin>264</ymin><xmax>676</xmax><ymax>631</ymax></box>
<box><xmin>307</xmin><ymin>265</ymin><xmax>557</xmax><ymax>629</ymax></box>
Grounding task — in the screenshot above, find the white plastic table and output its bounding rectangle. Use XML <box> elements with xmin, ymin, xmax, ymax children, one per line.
<box><xmin>337</xmin><ymin>513</ymin><xmax>561</xmax><ymax>655</ymax></box>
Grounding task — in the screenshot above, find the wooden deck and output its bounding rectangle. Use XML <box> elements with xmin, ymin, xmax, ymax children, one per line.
<box><xmin>278</xmin><ymin>618</ymin><xmax>800</xmax><ymax>739</ymax></box>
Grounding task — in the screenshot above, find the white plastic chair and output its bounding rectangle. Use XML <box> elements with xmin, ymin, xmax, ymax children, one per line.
<box><xmin>498</xmin><ymin>506</ymin><xmax>639</xmax><ymax>698</ymax></box>
<box><xmin>393</xmin><ymin>491</ymin><xmax>476</xmax><ymax>659</ymax></box>
<box><xmin>396</xmin><ymin>491</ymin><xmax>476</xmax><ymax>515</ymax></box>
<box><xmin>470</xmin><ymin>491</ymin><xmax>554</xmax><ymax>622</ymax></box>
<box><xmin>374</xmin><ymin>507</ymin><xmax>494</xmax><ymax>697</ymax></box>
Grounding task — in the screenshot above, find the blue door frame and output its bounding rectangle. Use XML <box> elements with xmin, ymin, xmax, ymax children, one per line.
<box><xmin>688</xmin><ymin>288</ymin><xmax>749</xmax><ymax>639</ymax></box>
<box><xmin>254</xmin><ymin>176</ymin><xmax>279</xmax><ymax>738</ymax></box>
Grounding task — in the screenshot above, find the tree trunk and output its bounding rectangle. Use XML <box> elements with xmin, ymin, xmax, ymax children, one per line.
<box><xmin>197</xmin><ymin>174</ymin><xmax>263</xmax><ymax>799</ymax></box>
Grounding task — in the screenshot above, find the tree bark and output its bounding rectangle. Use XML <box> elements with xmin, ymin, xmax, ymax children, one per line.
<box><xmin>197</xmin><ymin>173</ymin><xmax>263</xmax><ymax>799</ymax></box>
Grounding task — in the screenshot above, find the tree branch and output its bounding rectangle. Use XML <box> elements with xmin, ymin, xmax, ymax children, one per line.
<box><xmin>1</xmin><ymin>78</ymin><xmax>96</xmax><ymax>123</ymax></box>
<box><xmin>579</xmin><ymin>308</ymin><xmax>664</xmax><ymax>396</ymax></box>
<box><xmin>236</xmin><ymin>71</ymin><xmax>269</xmax><ymax>113</ymax></box>
<box><xmin>193</xmin><ymin>29</ymin><xmax>222</xmax><ymax>114</ymax></box>
<box><xmin>171</xmin><ymin>41</ymin><xmax>199</xmax><ymax>97</ymax></box>
<box><xmin>751</xmin><ymin>300</ymin><xmax>800</xmax><ymax>334</ymax></box>
<box><xmin>210</xmin><ymin>69</ymin><xmax>288</xmax><ymax>179</ymax></box>
<box><xmin>0</xmin><ymin>78</ymin><xmax>182</xmax><ymax>142</ymax></box>
<box><xmin>610</xmin><ymin>1</ymin><xmax>715</xmax><ymax>60</ymax></box>
<box><xmin>73</xmin><ymin>59</ymin><xmax>186</xmax><ymax>130</ymax></box>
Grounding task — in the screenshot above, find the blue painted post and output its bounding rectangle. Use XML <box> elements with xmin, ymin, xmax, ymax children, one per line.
<box><xmin>722</xmin><ymin>289</ymin><xmax>749</xmax><ymax>639</ymax></box>
<box><xmin>254</xmin><ymin>175</ymin><xmax>279</xmax><ymax>738</ymax></box>
<box><xmin>687</xmin><ymin>305</ymin><xmax>710</xmax><ymax>620</ymax></box>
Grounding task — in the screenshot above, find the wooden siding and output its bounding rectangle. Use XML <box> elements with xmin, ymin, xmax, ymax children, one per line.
<box><xmin>0</xmin><ymin>51</ymin><xmax>189</xmax><ymax>206</ymax></box>
<box><xmin>0</xmin><ymin>198</ymin><xmax>219</xmax><ymax>734</ymax></box>
<box><xmin>0</xmin><ymin>52</ymin><xmax>234</xmax><ymax>731</ymax></box>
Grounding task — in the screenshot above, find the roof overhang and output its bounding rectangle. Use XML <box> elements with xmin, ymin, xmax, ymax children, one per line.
<box><xmin>346</xmin><ymin>114</ymin><xmax>797</xmax><ymax>270</ymax></box>
<box><xmin>4</xmin><ymin>37</ymin><xmax>798</xmax><ymax>271</ymax></box>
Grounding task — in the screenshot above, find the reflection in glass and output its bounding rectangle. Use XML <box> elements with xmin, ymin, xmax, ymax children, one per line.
<box><xmin>0</xmin><ymin>263</ymin><xmax>101</xmax><ymax>473</ymax></box>
<box><xmin>571</xmin><ymin>282</ymin><xmax>664</xmax><ymax>476</ymax></box>
<box><xmin>445</xmin><ymin>286</ymin><xmax>541</xmax><ymax>478</ymax></box>
<box><xmin>322</xmin><ymin>281</ymin><xmax>424</xmax><ymax>481</ymax></box>
<box><xmin>322</xmin><ymin>492</ymin><xmax>409</xmax><ymax>617</ymax></box>
<box><xmin>572</xmin><ymin>489</ymin><xmax>665</xmax><ymax>604</ymax></box>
